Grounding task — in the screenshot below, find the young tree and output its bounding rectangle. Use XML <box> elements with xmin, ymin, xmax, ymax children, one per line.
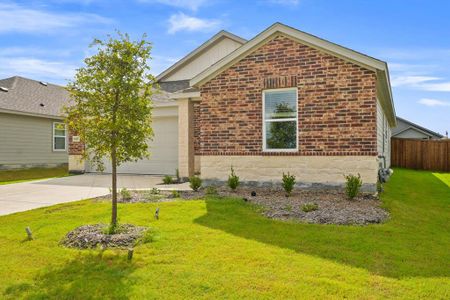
<box><xmin>65</xmin><ymin>32</ymin><xmax>156</xmax><ymax>228</ymax></box>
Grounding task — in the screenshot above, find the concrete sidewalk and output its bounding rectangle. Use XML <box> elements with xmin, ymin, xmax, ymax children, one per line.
<box><xmin>0</xmin><ymin>174</ymin><xmax>189</xmax><ymax>216</ymax></box>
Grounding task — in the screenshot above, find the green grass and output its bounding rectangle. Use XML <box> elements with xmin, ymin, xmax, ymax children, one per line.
<box><xmin>433</xmin><ymin>172</ymin><xmax>450</xmax><ymax>188</ymax></box>
<box><xmin>0</xmin><ymin>166</ymin><xmax>69</xmax><ymax>185</ymax></box>
<box><xmin>0</xmin><ymin>168</ymin><xmax>448</xmax><ymax>299</ymax></box>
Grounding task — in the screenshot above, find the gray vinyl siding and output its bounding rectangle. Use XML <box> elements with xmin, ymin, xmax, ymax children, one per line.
<box><xmin>0</xmin><ymin>112</ymin><xmax>68</xmax><ymax>169</ymax></box>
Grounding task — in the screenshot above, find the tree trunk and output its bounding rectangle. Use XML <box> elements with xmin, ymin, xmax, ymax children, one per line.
<box><xmin>111</xmin><ymin>91</ymin><xmax>119</xmax><ymax>227</ymax></box>
<box><xmin>111</xmin><ymin>145</ymin><xmax>118</xmax><ymax>226</ymax></box>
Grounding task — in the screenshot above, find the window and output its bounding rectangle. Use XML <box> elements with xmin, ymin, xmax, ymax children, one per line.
<box><xmin>263</xmin><ymin>88</ymin><xmax>298</xmax><ymax>151</ymax></box>
<box><xmin>53</xmin><ymin>122</ymin><xmax>66</xmax><ymax>151</ymax></box>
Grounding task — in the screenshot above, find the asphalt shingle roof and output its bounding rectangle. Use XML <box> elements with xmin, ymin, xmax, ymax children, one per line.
<box><xmin>0</xmin><ymin>76</ymin><xmax>69</xmax><ymax>118</ymax></box>
<box><xmin>158</xmin><ymin>80</ymin><xmax>190</xmax><ymax>93</ymax></box>
<box><xmin>0</xmin><ymin>76</ymin><xmax>180</xmax><ymax>118</ymax></box>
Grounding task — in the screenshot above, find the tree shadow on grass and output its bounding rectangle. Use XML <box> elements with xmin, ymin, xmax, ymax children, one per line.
<box><xmin>194</xmin><ymin>171</ymin><xmax>450</xmax><ymax>279</ymax></box>
<box><xmin>4</xmin><ymin>253</ymin><xmax>137</xmax><ymax>299</ymax></box>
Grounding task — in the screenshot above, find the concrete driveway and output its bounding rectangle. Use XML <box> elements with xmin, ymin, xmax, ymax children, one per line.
<box><xmin>0</xmin><ymin>174</ymin><xmax>188</xmax><ymax>216</ymax></box>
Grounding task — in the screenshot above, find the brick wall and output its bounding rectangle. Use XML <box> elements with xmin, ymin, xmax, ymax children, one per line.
<box><xmin>197</xmin><ymin>35</ymin><xmax>377</xmax><ymax>156</ymax></box>
<box><xmin>68</xmin><ymin>130</ymin><xmax>84</xmax><ymax>155</ymax></box>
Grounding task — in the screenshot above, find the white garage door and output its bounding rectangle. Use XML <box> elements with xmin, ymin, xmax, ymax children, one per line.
<box><xmin>87</xmin><ymin>116</ymin><xmax>178</xmax><ymax>175</ymax></box>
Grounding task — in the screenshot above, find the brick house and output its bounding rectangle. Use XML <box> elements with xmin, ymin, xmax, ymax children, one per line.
<box><xmin>70</xmin><ymin>23</ymin><xmax>396</xmax><ymax>191</ymax></box>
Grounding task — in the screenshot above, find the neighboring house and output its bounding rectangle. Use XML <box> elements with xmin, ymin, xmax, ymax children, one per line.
<box><xmin>0</xmin><ymin>76</ymin><xmax>70</xmax><ymax>170</ymax></box>
<box><xmin>70</xmin><ymin>23</ymin><xmax>396</xmax><ymax>191</ymax></box>
<box><xmin>392</xmin><ymin>116</ymin><xmax>443</xmax><ymax>140</ymax></box>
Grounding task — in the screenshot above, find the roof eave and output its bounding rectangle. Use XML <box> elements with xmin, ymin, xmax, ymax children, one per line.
<box><xmin>0</xmin><ymin>108</ymin><xmax>64</xmax><ymax>120</ymax></box>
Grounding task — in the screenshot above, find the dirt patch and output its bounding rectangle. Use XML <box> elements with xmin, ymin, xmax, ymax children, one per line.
<box><xmin>62</xmin><ymin>224</ymin><xmax>148</xmax><ymax>249</ymax></box>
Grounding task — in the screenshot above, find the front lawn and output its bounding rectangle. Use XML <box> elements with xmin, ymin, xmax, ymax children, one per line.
<box><xmin>0</xmin><ymin>166</ymin><xmax>69</xmax><ymax>185</ymax></box>
<box><xmin>0</xmin><ymin>169</ymin><xmax>448</xmax><ymax>299</ymax></box>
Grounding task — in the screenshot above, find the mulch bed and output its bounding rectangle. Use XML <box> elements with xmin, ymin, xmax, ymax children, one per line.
<box><xmin>95</xmin><ymin>187</ymin><xmax>389</xmax><ymax>226</ymax></box>
<box><xmin>62</xmin><ymin>224</ymin><xmax>147</xmax><ymax>249</ymax></box>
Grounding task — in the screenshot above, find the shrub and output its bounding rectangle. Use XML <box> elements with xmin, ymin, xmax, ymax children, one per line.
<box><xmin>302</xmin><ymin>203</ymin><xmax>318</xmax><ymax>212</ymax></box>
<box><xmin>189</xmin><ymin>175</ymin><xmax>202</xmax><ymax>191</ymax></box>
<box><xmin>105</xmin><ymin>222</ymin><xmax>119</xmax><ymax>235</ymax></box>
<box><xmin>344</xmin><ymin>173</ymin><xmax>362</xmax><ymax>200</ymax></box>
<box><xmin>285</xmin><ymin>204</ymin><xmax>293</xmax><ymax>212</ymax></box>
<box><xmin>171</xmin><ymin>190</ymin><xmax>180</xmax><ymax>198</ymax></box>
<box><xmin>205</xmin><ymin>186</ymin><xmax>218</xmax><ymax>196</ymax></box>
<box><xmin>227</xmin><ymin>167</ymin><xmax>240</xmax><ymax>191</ymax></box>
<box><xmin>120</xmin><ymin>188</ymin><xmax>132</xmax><ymax>200</ymax></box>
<box><xmin>163</xmin><ymin>175</ymin><xmax>173</xmax><ymax>184</ymax></box>
<box><xmin>282</xmin><ymin>172</ymin><xmax>296</xmax><ymax>197</ymax></box>
<box><xmin>151</xmin><ymin>187</ymin><xmax>160</xmax><ymax>194</ymax></box>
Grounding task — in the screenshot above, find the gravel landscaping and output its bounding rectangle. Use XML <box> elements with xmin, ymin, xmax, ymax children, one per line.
<box><xmin>97</xmin><ymin>186</ymin><xmax>389</xmax><ymax>225</ymax></box>
<box><xmin>62</xmin><ymin>224</ymin><xmax>148</xmax><ymax>249</ymax></box>
<box><xmin>184</xmin><ymin>187</ymin><xmax>389</xmax><ymax>225</ymax></box>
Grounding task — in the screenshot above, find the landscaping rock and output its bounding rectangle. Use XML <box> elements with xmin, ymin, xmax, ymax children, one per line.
<box><xmin>222</xmin><ymin>188</ymin><xmax>388</xmax><ymax>225</ymax></box>
<box><xmin>94</xmin><ymin>187</ymin><xmax>389</xmax><ymax>226</ymax></box>
<box><xmin>62</xmin><ymin>224</ymin><xmax>147</xmax><ymax>249</ymax></box>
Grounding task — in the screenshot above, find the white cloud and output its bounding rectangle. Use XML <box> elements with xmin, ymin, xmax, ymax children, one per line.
<box><xmin>0</xmin><ymin>3</ymin><xmax>111</xmax><ymax>34</ymax></box>
<box><xmin>421</xmin><ymin>82</ymin><xmax>450</xmax><ymax>92</ymax></box>
<box><xmin>168</xmin><ymin>12</ymin><xmax>221</xmax><ymax>34</ymax></box>
<box><xmin>391</xmin><ymin>75</ymin><xmax>450</xmax><ymax>92</ymax></box>
<box><xmin>0</xmin><ymin>57</ymin><xmax>77</xmax><ymax>83</ymax></box>
<box><xmin>418</xmin><ymin>98</ymin><xmax>450</xmax><ymax>107</ymax></box>
<box><xmin>139</xmin><ymin>0</ymin><xmax>210</xmax><ymax>11</ymax></box>
<box><xmin>391</xmin><ymin>76</ymin><xmax>439</xmax><ymax>87</ymax></box>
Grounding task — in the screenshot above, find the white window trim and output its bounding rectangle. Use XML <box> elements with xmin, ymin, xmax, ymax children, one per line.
<box><xmin>53</xmin><ymin>122</ymin><xmax>67</xmax><ymax>152</ymax></box>
<box><xmin>262</xmin><ymin>87</ymin><xmax>299</xmax><ymax>152</ymax></box>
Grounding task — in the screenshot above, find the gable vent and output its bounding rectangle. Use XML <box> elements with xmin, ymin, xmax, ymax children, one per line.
<box><xmin>39</xmin><ymin>81</ymin><xmax>48</xmax><ymax>86</ymax></box>
<box><xmin>0</xmin><ymin>87</ymin><xmax>8</xmax><ymax>92</ymax></box>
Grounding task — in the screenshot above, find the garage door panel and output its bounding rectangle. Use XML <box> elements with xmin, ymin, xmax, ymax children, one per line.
<box><xmin>87</xmin><ymin>116</ymin><xmax>178</xmax><ymax>175</ymax></box>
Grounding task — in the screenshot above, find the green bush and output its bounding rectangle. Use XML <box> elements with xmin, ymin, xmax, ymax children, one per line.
<box><xmin>104</xmin><ymin>222</ymin><xmax>119</xmax><ymax>235</ymax></box>
<box><xmin>189</xmin><ymin>175</ymin><xmax>202</xmax><ymax>192</ymax></box>
<box><xmin>120</xmin><ymin>188</ymin><xmax>132</xmax><ymax>200</ymax></box>
<box><xmin>227</xmin><ymin>167</ymin><xmax>240</xmax><ymax>191</ymax></box>
<box><xmin>171</xmin><ymin>190</ymin><xmax>180</xmax><ymax>198</ymax></box>
<box><xmin>282</xmin><ymin>172</ymin><xmax>296</xmax><ymax>197</ymax></box>
<box><xmin>205</xmin><ymin>186</ymin><xmax>218</xmax><ymax>196</ymax></box>
<box><xmin>151</xmin><ymin>187</ymin><xmax>160</xmax><ymax>194</ymax></box>
<box><xmin>344</xmin><ymin>173</ymin><xmax>363</xmax><ymax>200</ymax></box>
<box><xmin>163</xmin><ymin>175</ymin><xmax>173</xmax><ymax>184</ymax></box>
<box><xmin>301</xmin><ymin>203</ymin><xmax>318</xmax><ymax>212</ymax></box>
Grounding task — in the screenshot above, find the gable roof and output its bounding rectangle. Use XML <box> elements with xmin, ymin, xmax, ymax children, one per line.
<box><xmin>0</xmin><ymin>76</ymin><xmax>69</xmax><ymax>119</ymax></box>
<box><xmin>156</xmin><ymin>30</ymin><xmax>247</xmax><ymax>81</ymax></box>
<box><xmin>393</xmin><ymin>116</ymin><xmax>443</xmax><ymax>138</ymax></box>
<box><xmin>190</xmin><ymin>22</ymin><xmax>396</xmax><ymax>127</ymax></box>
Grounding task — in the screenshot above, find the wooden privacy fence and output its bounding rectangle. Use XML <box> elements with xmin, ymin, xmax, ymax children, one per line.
<box><xmin>391</xmin><ymin>138</ymin><xmax>450</xmax><ymax>172</ymax></box>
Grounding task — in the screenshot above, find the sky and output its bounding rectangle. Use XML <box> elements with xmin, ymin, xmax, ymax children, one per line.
<box><xmin>0</xmin><ymin>0</ymin><xmax>449</xmax><ymax>135</ymax></box>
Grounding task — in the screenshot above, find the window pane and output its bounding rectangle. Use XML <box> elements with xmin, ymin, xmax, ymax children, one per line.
<box><xmin>54</xmin><ymin>137</ymin><xmax>65</xmax><ymax>150</ymax></box>
<box><xmin>265</xmin><ymin>121</ymin><xmax>297</xmax><ymax>149</ymax></box>
<box><xmin>54</xmin><ymin>129</ymin><xmax>65</xmax><ymax>136</ymax></box>
<box><xmin>264</xmin><ymin>90</ymin><xmax>297</xmax><ymax>119</ymax></box>
<box><xmin>54</xmin><ymin>123</ymin><xmax>66</xmax><ymax>137</ymax></box>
